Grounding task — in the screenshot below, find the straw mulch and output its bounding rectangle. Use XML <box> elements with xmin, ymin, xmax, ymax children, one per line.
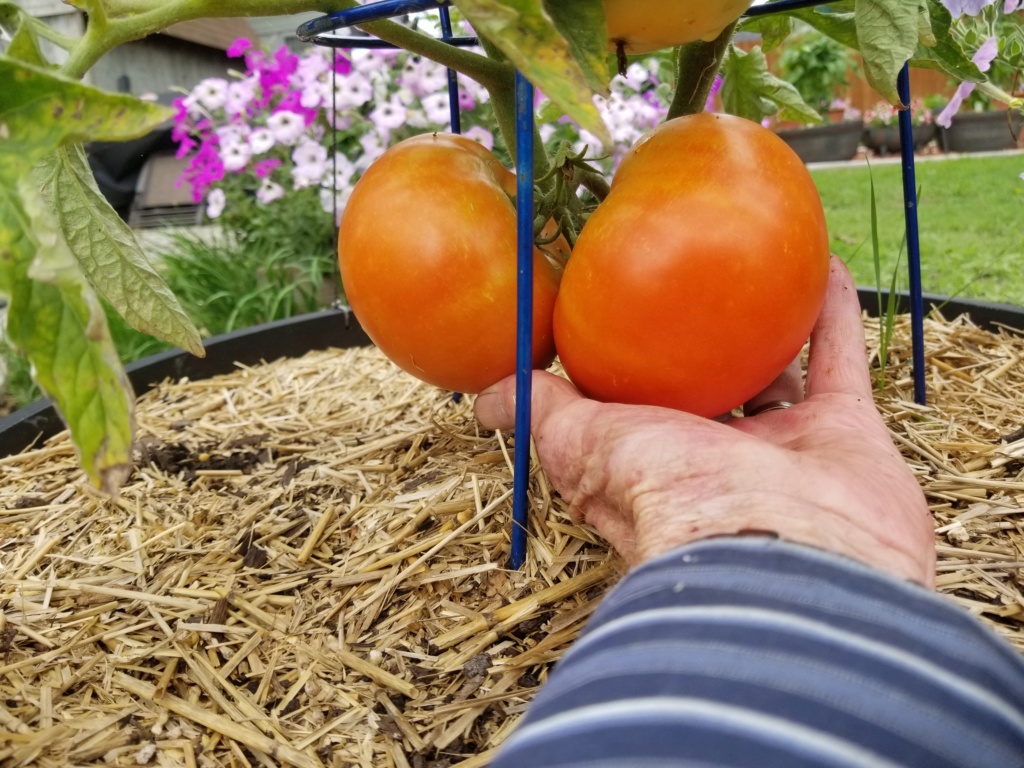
<box><xmin>1</xmin><ymin>309</ymin><xmax>1023</xmax><ymax>767</ymax></box>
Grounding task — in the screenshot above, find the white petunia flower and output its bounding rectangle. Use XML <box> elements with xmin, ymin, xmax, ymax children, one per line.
<box><xmin>248</xmin><ymin>128</ymin><xmax>275</xmax><ymax>155</ymax></box>
<box><xmin>266</xmin><ymin>110</ymin><xmax>307</xmax><ymax>145</ymax></box>
<box><xmin>256</xmin><ymin>179</ymin><xmax>285</xmax><ymax>204</ymax></box>
<box><xmin>206</xmin><ymin>188</ymin><xmax>226</xmax><ymax>219</ymax></box>
<box><xmin>194</xmin><ymin>78</ymin><xmax>229</xmax><ymax>111</ymax></box>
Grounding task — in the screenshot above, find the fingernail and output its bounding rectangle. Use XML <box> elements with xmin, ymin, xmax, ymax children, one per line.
<box><xmin>473</xmin><ymin>388</ymin><xmax>509</xmax><ymax>429</ymax></box>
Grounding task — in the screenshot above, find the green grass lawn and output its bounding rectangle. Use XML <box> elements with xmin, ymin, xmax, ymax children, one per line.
<box><xmin>809</xmin><ymin>153</ymin><xmax>1024</xmax><ymax>307</ymax></box>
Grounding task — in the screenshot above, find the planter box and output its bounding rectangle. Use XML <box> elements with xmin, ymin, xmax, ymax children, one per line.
<box><xmin>0</xmin><ymin>308</ymin><xmax>371</xmax><ymax>457</ymax></box>
<box><xmin>862</xmin><ymin>123</ymin><xmax>937</xmax><ymax>156</ymax></box>
<box><xmin>2</xmin><ymin>292</ymin><xmax>1024</xmax><ymax>458</ymax></box>
<box><xmin>775</xmin><ymin>120</ymin><xmax>864</xmax><ymax>164</ymax></box>
<box><xmin>939</xmin><ymin>110</ymin><xmax>1024</xmax><ymax>153</ymax></box>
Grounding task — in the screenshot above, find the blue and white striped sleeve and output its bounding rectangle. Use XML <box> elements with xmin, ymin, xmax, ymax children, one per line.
<box><xmin>491</xmin><ymin>537</ymin><xmax>1024</xmax><ymax>768</ymax></box>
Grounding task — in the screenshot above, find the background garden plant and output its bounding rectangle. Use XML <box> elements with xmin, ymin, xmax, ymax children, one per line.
<box><xmin>0</xmin><ymin>0</ymin><xmax>1014</xmax><ymax>491</ymax></box>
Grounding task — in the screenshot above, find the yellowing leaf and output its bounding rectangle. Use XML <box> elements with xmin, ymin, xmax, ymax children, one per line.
<box><xmin>454</xmin><ymin>0</ymin><xmax>611</xmax><ymax>145</ymax></box>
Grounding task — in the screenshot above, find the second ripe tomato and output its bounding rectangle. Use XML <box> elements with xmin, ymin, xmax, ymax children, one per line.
<box><xmin>553</xmin><ymin>113</ymin><xmax>831</xmax><ymax>418</ymax></box>
<box><xmin>603</xmin><ymin>0</ymin><xmax>755</xmax><ymax>54</ymax></box>
<box><xmin>338</xmin><ymin>133</ymin><xmax>568</xmax><ymax>394</ymax></box>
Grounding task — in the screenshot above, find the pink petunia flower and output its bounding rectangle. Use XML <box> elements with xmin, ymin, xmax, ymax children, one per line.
<box><xmin>226</xmin><ymin>38</ymin><xmax>252</xmax><ymax>58</ymax></box>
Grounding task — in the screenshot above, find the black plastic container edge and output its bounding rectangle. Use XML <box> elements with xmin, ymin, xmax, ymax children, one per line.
<box><xmin>0</xmin><ymin>308</ymin><xmax>371</xmax><ymax>458</ymax></box>
<box><xmin>1</xmin><ymin>291</ymin><xmax>1022</xmax><ymax>459</ymax></box>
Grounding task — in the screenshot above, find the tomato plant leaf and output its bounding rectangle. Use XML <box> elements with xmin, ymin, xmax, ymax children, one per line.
<box><xmin>0</xmin><ymin>1</ymin><xmax>48</xmax><ymax>66</ymax></box>
<box><xmin>853</xmin><ymin>0</ymin><xmax>920</xmax><ymax>105</ymax></box>
<box><xmin>541</xmin><ymin>0</ymin><xmax>610</xmax><ymax>92</ymax></box>
<box><xmin>33</xmin><ymin>145</ymin><xmax>205</xmax><ymax>357</ymax></box>
<box><xmin>452</xmin><ymin>0</ymin><xmax>611</xmax><ymax>145</ymax></box>
<box><xmin>917</xmin><ymin>0</ymin><xmax>936</xmax><ymax>48</ymax></box>
<box><xmin>0</xmin><ymin>55</ymin><xmax>174</xmax><ymax>186</ymax></box>
<box><xmin>738</xmin><ymin>14</ymin><xmax>793</xmax><ymax>52</ymax></box>
<box><xmin>787</xmin><ymin>8</ymin><xmax>859</xmax><ymax>51</ymax></box>
<box><xmin>721</xmin><ymin>44</ymin><xmax>821</xmax><ymax>125</ymax></box>
<box><xmin>0</xmin><ymin>178</ymin><xmax>134</xmax><ymax>494</ymax></box>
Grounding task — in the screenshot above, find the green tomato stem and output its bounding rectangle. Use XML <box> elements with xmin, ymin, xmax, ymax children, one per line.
<box><xmin>25</xmin><ymin>15</ymin><xmax>80</xmax><ymax>51</ymax></box>
<box><xmin>666</xmin><ymin>21</ymin><xmax>738</xmax><ymax>120</ymax></box>
<box><xmin>578</xmin><ymin>169</ymin><xmax>610</xmax><ymax>202</ymax></box>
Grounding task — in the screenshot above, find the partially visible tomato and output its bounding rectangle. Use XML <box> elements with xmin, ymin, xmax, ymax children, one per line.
<box><xmin>603</xmin><ymin>0</ymin><xmax>754</xmax><ymax>54</ymax></box>
<box><xmin>338</xmin><ymin>133</ymin><xmax>568</xmax><ymax>394</ymax></box>
<box><xmin>553</xmin><ymin>113</ymin><xmax>830</xmax><ymax>418</ymax></box>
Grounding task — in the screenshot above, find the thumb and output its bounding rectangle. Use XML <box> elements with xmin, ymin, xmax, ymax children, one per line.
<box><xmin>474</xmin><ymin>371</ymin><xmax>583</xmax><ymax>431</ymax></box>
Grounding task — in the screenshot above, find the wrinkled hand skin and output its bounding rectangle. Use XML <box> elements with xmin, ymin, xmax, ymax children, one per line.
<box><xmin>475</xmin><ymin>257</ymin><xmax>936</xmax><ymax>587</ymax></box>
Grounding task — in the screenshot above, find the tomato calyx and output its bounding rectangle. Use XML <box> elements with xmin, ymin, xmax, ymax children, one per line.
<box><xmin>531</xmin><ymin>143</ymin><xmax>609</xmax><ymax>248</ymax></box>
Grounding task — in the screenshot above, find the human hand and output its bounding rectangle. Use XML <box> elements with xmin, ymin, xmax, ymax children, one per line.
<box><xmin>474</xmin><ymin>257</ymin><xmax>935</xmax><ymax>586</ymax></box>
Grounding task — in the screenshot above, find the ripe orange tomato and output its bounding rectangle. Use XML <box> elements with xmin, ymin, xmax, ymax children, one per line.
<box><xmin>553</xmin><ymin>113</ymin><xmax>830</xmax><ymax>418</ymax></box>
<box><xmin>338</xmin><ymin>133</ymin><xmax>568</xmax><ymax>394</ymax></box>
<box><xmin>603</xmin><ymin>0</ymin><xmax>754</xmax><ymax>54</ymax></box>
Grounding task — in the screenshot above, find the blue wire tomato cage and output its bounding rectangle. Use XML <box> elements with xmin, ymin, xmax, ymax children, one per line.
<box><xmin>297</xmin><ymin>0</ymin><xmax>928</xmax><ymax>569</ymax></box>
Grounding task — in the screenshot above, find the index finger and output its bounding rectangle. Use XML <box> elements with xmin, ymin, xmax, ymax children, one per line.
<box><xmin>805</xmin><ymin>256</ymin><xmax>874</xmax><ymax>400</ymax></box>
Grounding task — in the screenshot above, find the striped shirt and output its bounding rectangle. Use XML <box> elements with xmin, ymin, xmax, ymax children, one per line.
<box><xmin>491</xmin><ymin>537</ymin><xmax>1024</xmax><ymax>767</ymax></box>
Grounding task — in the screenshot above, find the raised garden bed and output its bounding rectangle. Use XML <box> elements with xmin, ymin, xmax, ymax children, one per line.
<box><xmin>1</xmin><ymin>295</ymin><xmax>1023</xmax><ymax>766</ymax></box>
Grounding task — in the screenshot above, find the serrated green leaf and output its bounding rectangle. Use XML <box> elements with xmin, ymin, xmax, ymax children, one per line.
<box><xmin>789</xmin><ymin>8</ymin><xmax>859</xmax><ymax>50</ymax></box>
<box><xmin>542</xmin><ymin>0</ymin><xmax>610</xmax><ymax>93</ymax></box>
<box><xmin>721</xmin><ymin>44</ymin><xmax>822</xmax><ymax>125</ymax></box>
<box><xmin>739</xmin><ymin>14</ymin><xmax>794</xmax><ymax>52</ymax></box>
<box><xmin>33</xmin><ymin>145</ymin><xmax>205</xmax><ymax>357</ymax></box>
<box><xmin>786</xmin><ymin>8</ymin><xmax>860</xmax><ymax>49</ymax></box>
<box><xmin>854</xmin><ymin>0</ymin><xmax>919</xmax><ymax>105</ymax></box>
<box><xmin>0</xmin><ymin>55</ymin><xmax>174</xmax><ymax>185</ymax></box>
<box><xmin>0</xmin><ymin>177</ymin><xmax>133</xmax><ymax>493</ymax></box>
<box><xmin>453</xmin><ymin>0</ymin><xmax>611</xmax><ymax>145</ymax></box>
<box><xmin>0</xmin><ymin>2</ymin><xmax>48</xmax><ymax>66</ymax></box>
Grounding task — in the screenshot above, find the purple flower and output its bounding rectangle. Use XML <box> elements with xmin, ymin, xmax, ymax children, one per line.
<box><xmin>940</xmin><ymin>0</ymin><xmax>998</xmax><ymax>15</ymax></box>
<box><xmin>275</xmin><ymin>90</ymin><xmax>319</xmax><ymax>126</ymax></box>
<box><xmin>181</xmin><ymin>142</ymin><xmax>225</xmax><ymax>202</ymax></box>
<box><xmin>705</xmin><ymin>75</ymin><xmax>724</xmax><ymax>113</ymax></box>
<box><xmin>253</xmin><ymin>158</ymin><xmax>282</xmax><ymax>178</ymax></box>
<box><xmin>937</xmin><ymin>36</ymin><xmax>999</xmax><ymax>128</ymax></box>
<box><xmin>333</xmin><ymin>52</ymin><xmax>352</xmax><ymax>76</ymax></box>
<box><xmin>227</xmin><ymin>38</ymin><xmax>252</xmax><ymax>58</ymax></box>
<box><xmin>174</xmin><ymin>134</ymin><xmax>197</xmax><ymax>159</ymax></box>
<box><xmin>457</xmin><ymin>87</ymin><xmax>476</xmax><ymax>112</ymax></box>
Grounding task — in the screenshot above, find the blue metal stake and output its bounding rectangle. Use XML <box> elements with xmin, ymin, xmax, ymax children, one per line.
<box><xmin>295</xmin><ymin>0</ymin><xmax>478</xmax><ymax>48</ymax></box>
<box><xmin>438</xmin><ymin>5</ymin><xmax>462</xmax><ymax>134</ymax></box>
<box><xmin>896</xmin><ymin>63</ymin><xmax>927</xmax><ymax>405</ymax></box>
<box><xmin>510</xmin><ymin>71</ymin><xmax>535</xmax><ymax>570</ymax></box>
<box><xmin>297</xmin><ymin>0</ymin><xmax>448</xmax><ymax>37</ymax></box>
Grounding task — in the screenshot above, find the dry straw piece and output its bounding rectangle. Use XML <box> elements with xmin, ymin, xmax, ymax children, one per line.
<box><xmin>1</xmin><ymin>309</ymin><xmax>1023</xmax><ymax>766</ymax></box>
